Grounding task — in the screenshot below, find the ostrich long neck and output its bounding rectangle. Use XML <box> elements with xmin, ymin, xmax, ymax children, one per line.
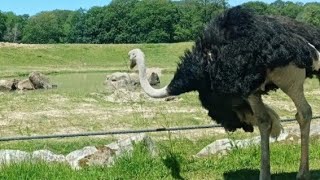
<box><xmin>136</xmin><ymin>55</ymin><xmax>169</xmax><ymax>98</ymax></box>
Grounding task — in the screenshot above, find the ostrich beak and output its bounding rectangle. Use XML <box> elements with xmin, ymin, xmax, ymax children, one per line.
<box><xmin>130</xmin><ymin>60</ymin><xmax>136</xmax><ymax>69</ymax></box>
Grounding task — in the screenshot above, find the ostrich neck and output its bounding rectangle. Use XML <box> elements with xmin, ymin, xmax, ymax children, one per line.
<box><xmin>137</xmin><ymin>56</ymin><xmax>169</xmax><ymax>98</ymax></box>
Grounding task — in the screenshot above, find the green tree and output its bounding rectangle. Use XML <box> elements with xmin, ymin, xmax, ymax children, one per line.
<box><xmin>201</xmin><ymin>0</ymin><xmax>228</xmax><ymax>22</ymax></box>
<box><xmin>0</xmin><ymin>12</ymin><xmax>6</xmax><ymax>41</ymax></box>
<box><xmin>242</xmin><ymin>1</ymin><xmax>271</xmax><ymax>15</ymax></box>
<box><xmin>128</xmin><ymin>0</ymin><xmax>179</xmax><ymax>43</ymax></box>
<box><xmin>65</xmin><ymin>9</ymin><xmax>88</xmax><ymax>43</ymax></box>
<box><xmin>174</xmin><ymin>0</ymin><xmax>204</xmax><ymax>41</ymax></box>
<box><xmin>98</xmin><ymin>0</ymin><xmax>139</xmax><ymax>43</ymax></box>
<box><xmin>3</xmin><ymin>12</ymin><xmax>28</xmax><ymax>42</ymax></box>
<box><xmin>51</xmin><ymin>10</ymin><xmax>73</xmax><ymax>43</ymax></box>
<box><xmin>296</xmin><ymin>3</ymin><xmax>320</xmax><ymax>27</ymax></box>
<box><xmin>270</xmin><ymin>0</ymin><xmax>303</xmax><ymax>19</ymax></box>
<box><xmin>84</xmin><ymin>6</ymin><xmax>106</xmax><ymax>43</ymax></box>
<box><xmin>22</xmin><ymin>10</ymin><xmax>72</xmax><ymax>43</ymax></box>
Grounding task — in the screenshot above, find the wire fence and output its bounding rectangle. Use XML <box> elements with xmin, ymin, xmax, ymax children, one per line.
<box><xmin>0</xmin><ymin>116</ymin><xmax>320</xmax><ymax>142</ymax></box>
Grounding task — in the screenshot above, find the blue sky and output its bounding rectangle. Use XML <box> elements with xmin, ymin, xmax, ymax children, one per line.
<box><xmin>0</xmin><ymin>0</ymin><xmax>111</xmax><ymax>15</ymax></box>
<box><xmin>0</xmin><ymin>0</ymin><xmax>318</xmax><ymax>16</ymax></box>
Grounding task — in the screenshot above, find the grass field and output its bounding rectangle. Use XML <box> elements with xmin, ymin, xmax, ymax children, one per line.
<box><xmin>0</xmin><ymin>42</ymin><xmax>319</xmax><ymax>179</ymax></box>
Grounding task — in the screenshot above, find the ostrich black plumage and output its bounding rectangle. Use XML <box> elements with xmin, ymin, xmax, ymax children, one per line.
<box><xmin>128</xmin><ymin>6</ymin><xmax>320</xmax><ymax>180</ymax></box>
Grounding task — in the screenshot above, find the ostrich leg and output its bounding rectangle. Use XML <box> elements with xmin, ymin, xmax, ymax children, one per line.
<box><xmin>268</xmin><ymin>65</ymin><xmax>311</xmax><ymax>180</ymax></box>
<box><xmin>281</xmin><ymin>87</ymin><xmax>311</xmax><ymax>180</ymax></box>
<box><xmin>248</xmin><ymin>94</ymin><xmax>272</xmax><ymax>180</ymax></box>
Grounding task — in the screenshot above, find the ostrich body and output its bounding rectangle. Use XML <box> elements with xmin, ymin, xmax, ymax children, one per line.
<box><xmin>129</xmin><ymin>6</ymin><xmax>320</xmax><ymax>180</ymax></box>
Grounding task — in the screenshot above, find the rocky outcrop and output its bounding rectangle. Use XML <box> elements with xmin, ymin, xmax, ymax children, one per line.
<box><xmin>0</xmin><ymin>134</ymin><xmax>157</xmax><ymax>170</ymax></box>
<box><xmin>0</xmin><ymin>71</ymin><xmax>56</xmax><ymax>92</ymax></box>
<box><xmin>104</xmin><ymin>71</ymin><xmax>160</xmax><ymax>92</ymax></box>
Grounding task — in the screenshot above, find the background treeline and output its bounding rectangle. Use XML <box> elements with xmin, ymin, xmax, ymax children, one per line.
<box><xmin>0</xmin><ymin>0</ymin><xmax>319</xmax><ymax>44</ymax></box>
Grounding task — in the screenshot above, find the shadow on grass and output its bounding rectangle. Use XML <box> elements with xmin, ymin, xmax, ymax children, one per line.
<box><xmin>162</xmin><ymin>152</ymin><xmax>185</xmax><ymax>180</ymax></box>
<box><xmin>223</xmin><ymin>169</ymin><xmax>320</xmax><ymax>180</ymax></box>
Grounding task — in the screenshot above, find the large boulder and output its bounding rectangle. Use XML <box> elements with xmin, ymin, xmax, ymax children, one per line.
<box><xmin>28</xmin><ymin>72</ymin><xmax>52</xmax><ymax>89</ymax></box>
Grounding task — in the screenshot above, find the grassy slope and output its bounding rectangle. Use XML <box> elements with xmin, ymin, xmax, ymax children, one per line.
<box><xmin>0</xmin><ymin>43</ymin><xmax>320</xmax><ymax>179</ymax></box>
<box><xmin>0</xmin><ymin>43</ymin><xmax>191</xmax><ymax>77</ymax></box>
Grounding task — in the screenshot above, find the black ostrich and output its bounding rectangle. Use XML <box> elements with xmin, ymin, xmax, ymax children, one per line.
<box><xmin>128</xmin><ymin>6</ymin><xmax>320</xmax><ymax>180</ymax></box>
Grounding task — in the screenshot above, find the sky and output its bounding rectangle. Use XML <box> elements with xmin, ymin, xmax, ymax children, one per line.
<box><xmin>0</xmin><ymin>0</ymin><xmax>318</xmax><ymax>16</ymax></box>
<box><xmin>0</xmin><ymin>0</ymin><xmax>111</xmax><ymax>15</ymax></box>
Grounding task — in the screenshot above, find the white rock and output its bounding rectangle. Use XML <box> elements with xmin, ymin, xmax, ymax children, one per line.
<box><xmin>66</xmin><ymin>134</ymin><xmax>157</xmax><ymax>170</ymax></box>
<box><xmin>0</xmin><ymin>150</ymin><xmax>31</xmax><ymax>164</ymax></box>
<box><xmin>196</xmin><ymin>138</ymin><xmax>232</xmax><ymax>157</ymax></box>
<box><xmin>66</xmin><ymin>146</ymin><xmax>98</xmax><ymax>170</ymax></box>
<box><xmin>32</xmin><ymin>150</ymin><xmax>66</xmax><ymax>163</ymax></box>
<box><xmin>106</xmin><ymin>133</ymin><xmax>157</xmax><ymax>157</ymax></box>
<box><xmin>196</xmin><ymin>132</ymin><xmax>290</xmax><ymax>157</ymax></box>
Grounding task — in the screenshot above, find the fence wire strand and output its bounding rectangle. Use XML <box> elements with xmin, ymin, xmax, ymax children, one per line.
<box><xmin>1</xmin><ymin>116</ymin><xmax>320</xmax><ymax>142</ymax></box>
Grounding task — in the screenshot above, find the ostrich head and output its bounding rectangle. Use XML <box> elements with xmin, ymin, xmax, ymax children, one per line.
<box><xmin>128</xmin><ymin>48</ymin><xmax>144</xmax><ymax>69</ymax></box>
<box><xmin>128</xmin><ymin>48</ymin><xmax>169</xmax><ymax>98</ymax></box>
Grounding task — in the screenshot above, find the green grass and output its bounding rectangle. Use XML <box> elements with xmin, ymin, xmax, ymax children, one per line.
<box><xmin>0</xmin><ymin>43</ymin><xmax>191</xmax><ymax>77</ymax></box>
<box><xmin>0</xmin><ymin>138</ymin><xmax>319</xmax><ymax>180</ymax></box>
<box><xmin>0</xmin><ymin>43</ymin><xmax>320</xmax><ymax>179</ymax></box>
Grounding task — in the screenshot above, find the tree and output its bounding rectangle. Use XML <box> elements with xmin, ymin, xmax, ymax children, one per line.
<box><xmin>98</xmin><ymin>0</ymin><xmax>139</xmax><ymax>43</ymax></box>
<box><xmin>22</xmin><ymin>10</ymin><xmax>71</xmax><ymax>43</ymax></box>
<box><xmin>269</xmin><ymin>0</ymin><xmax>303</xmax><ymax>19</ymax></box>
<box><xmin>128</xmin><ymin>0</ymin><xmax>179</xmax><ymax>43</ymax></box>
<box><xmin>84</xmin><ymin>6</ymin><xmax>106</xmax><ymax>43</ymax></box>
<box><xmin>0</xmin><ymin>12</ymin><xmax>6</xmax><ymax>41</ymax></box>
<box><xmin>3</xmin><ymin>12</ymin><xmax>28</xmax><ymax>42</ymax></box>
<box><xmin>174</xmin><ymin>0</ymin><xmax>204</xmax><ymax>41</ymax></box>
<box><xmin>201</xmin><ymin>0</ymin><xmax>228</xmax><ymax>22</ymax></box>
<box><xmin>296</xmin><ymin>3</ymin><xmax>320</xmax><ymax>27</ymax></box>
<box><xmin>65</xmin><ymin>9</ymin><xmax>88</xmax><ymax>43</ymax></box>
<box><xmin>242</xmin><ymin>1</ymin><xmax>271</xmax><ymax>15</ymax></box>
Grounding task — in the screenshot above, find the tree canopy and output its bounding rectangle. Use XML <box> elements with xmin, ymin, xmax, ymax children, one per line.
<box><xmin>1</xmin><ymin>0</ymin><xmax>319</xmax><ymax>44</ymax></box>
